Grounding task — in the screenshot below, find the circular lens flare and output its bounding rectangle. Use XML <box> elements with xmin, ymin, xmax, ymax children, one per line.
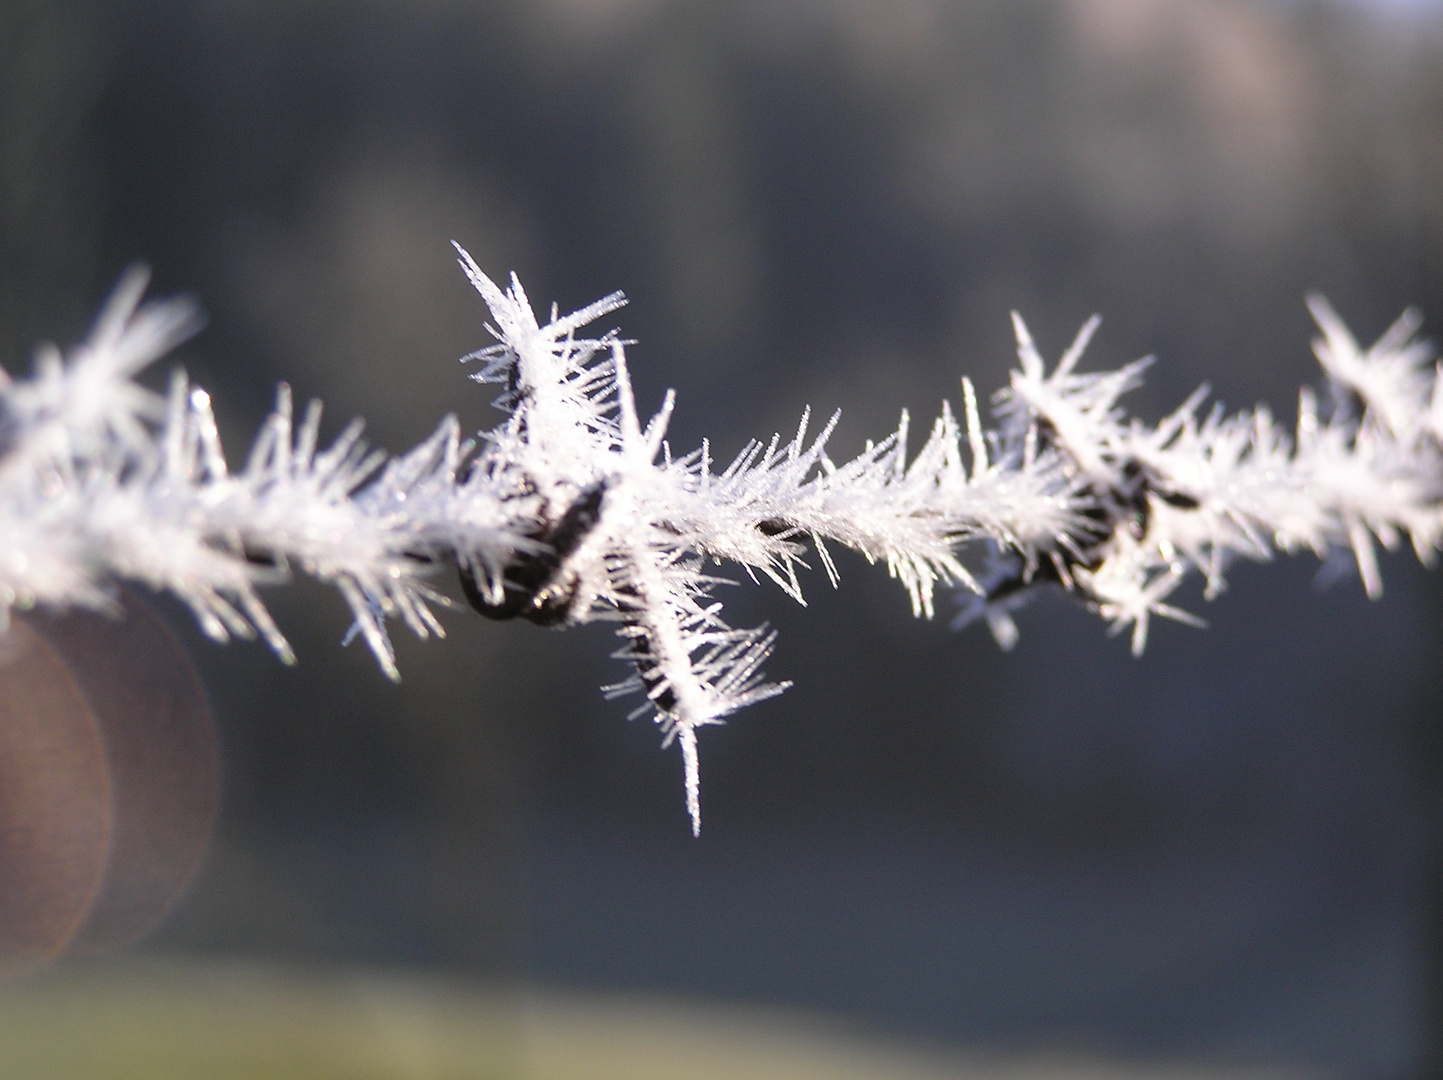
<box><xmin>0</xmin><ymin>594</ymin><xmax>219</xmax><ymax>974</ymax></box>
<box><xmin>0</xmin><ymin>621</ymin><xmax>111</xmax><ymax>975</ymax></box>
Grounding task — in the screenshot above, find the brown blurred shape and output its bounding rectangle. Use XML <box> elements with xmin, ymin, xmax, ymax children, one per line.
<box><xmin>0</xmin><ymin>594</ymin><xmax>219</xmax><ymax>974</ymax></box>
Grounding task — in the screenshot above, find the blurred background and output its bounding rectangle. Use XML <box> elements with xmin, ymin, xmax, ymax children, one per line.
<box><xmin>3</xmin><ymin>0</ymin><xmax>1443</xmax><ymax>1076</ymax></box>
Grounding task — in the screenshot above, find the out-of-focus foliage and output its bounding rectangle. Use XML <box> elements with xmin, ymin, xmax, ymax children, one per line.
<box><xmin>0</xmin><ymin>957</ymin><xmax>1300</xmax><ymax>1080</ymax></box>
<box><xmin>0</xmin><ymin>0</ymin><xmax>103</xmax><ymax>361</ymax></box>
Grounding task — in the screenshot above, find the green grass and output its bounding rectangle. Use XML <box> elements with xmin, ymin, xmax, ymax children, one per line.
<box><xmin>0</xmin><ymin>957</ymin><xmax>1312</xmax><ymax>1080</ymax></box>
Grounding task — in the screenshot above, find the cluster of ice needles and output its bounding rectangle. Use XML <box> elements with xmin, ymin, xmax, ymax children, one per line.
<box><xmin>2</xmin><ymin>248</ymin><xmax>1440</xmax><ymax>833</ymax></box>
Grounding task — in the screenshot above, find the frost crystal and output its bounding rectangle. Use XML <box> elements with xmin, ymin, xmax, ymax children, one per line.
<box><xmin>3</xmin><ymin>256</ymin><xmax>1439</xmax><ymax>833</ymax></box>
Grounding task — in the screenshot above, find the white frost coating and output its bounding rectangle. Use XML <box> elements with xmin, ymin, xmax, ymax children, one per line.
<box><xmin>956</xmin><ymin>302</ymin><xmax>1443</xmax><ymax>655</ymax></box>
<box><xmin>0</xmin><ymin>266</ymin><xmax>520</xmax><ymax>678</ymax></box>
<box><xmin>3</xmin><ymin>257</ymin><xmax>1440</xmax><ymax>832</ymax></box>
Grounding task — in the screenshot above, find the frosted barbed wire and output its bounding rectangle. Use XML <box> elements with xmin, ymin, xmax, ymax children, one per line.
<box><xmin>0</xmin><ymin>267</ymin><xmax>523</xmax><ymax>674</ymax></box>
<box><xmin>3</xmin><ymin>254</ymin><xmax>1438</xmax><ymax>833</ymax></box>
<box><xmin>957</xmin><ymin>300</ymin><xmax>1443</xmax><ymax>655</ymax></box>
<box><xmin>446</xmin><ymin>245</ymin><xmax>1105</xmax><ymax>832</ymax></box>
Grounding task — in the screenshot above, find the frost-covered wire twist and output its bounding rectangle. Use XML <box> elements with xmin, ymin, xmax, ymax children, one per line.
<box><xmin>2</xmin><ymin>252</ymin><xmax>1438</xmax><ymax>833</ymax></box>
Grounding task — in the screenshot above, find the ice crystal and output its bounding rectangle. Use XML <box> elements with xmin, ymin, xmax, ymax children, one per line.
<box><xmin>2</xmin><ymin>255</ymin><xmax>1439</xmax><ymax>833</ymax></box>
